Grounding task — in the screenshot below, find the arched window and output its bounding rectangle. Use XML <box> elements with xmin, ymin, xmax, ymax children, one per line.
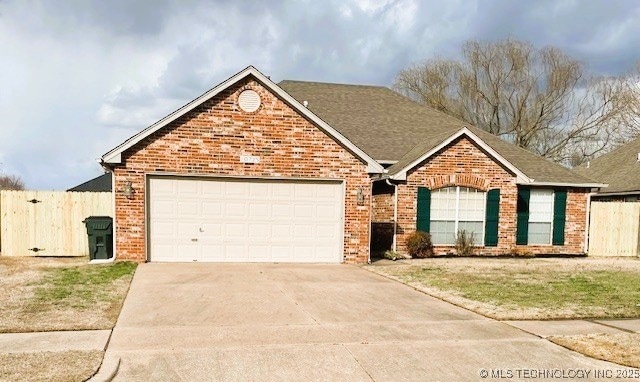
<box><xmin>430</xmin><ymin>186</ymin><xmax>486</xmax><ymax>245</ymax></box>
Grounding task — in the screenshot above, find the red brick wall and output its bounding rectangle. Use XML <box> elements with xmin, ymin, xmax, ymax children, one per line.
<box><xmin>395</xmin><ymin>136</ymin><xmax>588</xmax><ymax>255</ymax></box>
<box><xmin>372</xmin><ymin>181</ymin><xmax>394</xmax><ymax>222</ymax></box>
<box><xmin>111</xmin><ymin>77</ymin><xmax>371</xmax><ymax>263</ymax></box>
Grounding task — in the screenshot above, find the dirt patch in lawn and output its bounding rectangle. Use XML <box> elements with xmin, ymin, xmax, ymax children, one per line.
<box><xmin>550</xmin><ymin>333</ymin><xmax>640</xmax><ymax>369</ymax></box>
<box><xmin>365</xmin><ymin>257</ymin><xmax>640</xmax><ymax>320</ymax></box>
<box><xmin>0</xmin><ymin>257</ymin><xmax>136</xmax><ymax>333</ymax></box>
<box><xmin>0</xmin><ymin>350</ymin><xmax>103</xmax><ymax>382</ymax></box>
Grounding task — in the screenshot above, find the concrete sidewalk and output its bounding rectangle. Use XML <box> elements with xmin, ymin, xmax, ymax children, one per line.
<box><xmin>505</xmin><ymin>319</ymin><xmax>640</xmax><ymax>338</ymax></box>
<box><xmin>0</xmin><ymin>330</ymin><xmax>111</xmax><ymax>353</ymax></box>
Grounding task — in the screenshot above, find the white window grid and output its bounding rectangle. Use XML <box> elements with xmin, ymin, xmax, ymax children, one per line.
<box><xmin>431</xmin><ymin>186</ymin><xmax>486</xmax><ymax>245</ymax></box>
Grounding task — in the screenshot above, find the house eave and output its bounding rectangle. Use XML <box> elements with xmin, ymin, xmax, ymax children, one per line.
<box><xmin>523</xmin><ymin>181</ymin><xmax>608</xmax><ymax>188</ymax></box>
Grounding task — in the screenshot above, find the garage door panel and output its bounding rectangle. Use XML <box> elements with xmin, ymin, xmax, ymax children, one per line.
<box><xmin>149</xmin><ymin>177</ymin><xmax>343</xmax><ymax>263</ymax></box>
<box><xmin>201</xmin><ymin>181</ymin><xmax>222</xmax><ymax>195</ymax></box>
<box><xmin>272</xmin><ymin>183</ymin><xmax>293</xmax><ymax>198</ymax></box>
<box><xmin>151</xmin><ymin>244</ymin><xmax>177</xmax><ymax>261</ymax></box>
<box><xmin>177</xmin><ymin>201</ymin><xmax>198</xmax><ymax>216</ymax></box>
<box><xmin>248</xmin><ymin>223</ymin><xmax>270</xmax><ymax>239</ymax></box>
<box><xmin>271</xmin><ymin>246</ymin><xmax>292</xmax><ymax>261</ymax></box>
<box><xmin>200</xmin><ymin>223</ymin><xmax>222</xmax><ymax>238</ymax></box>
<box><xmin>293</xmin><ymin>224</ymin><xmax>314</xmax><ymax>239</ymax></box>
<box><xmin>248</xmin><ymin>245</ymin><xmax>269</xmax><ymax>261</ymax></box>
<box><xmin>225</xmin><ymin>223</ymin><xmax>247</xmax><ymax>238</ymax></box>
<box><xmin>294</xmin><ymin>204</ymin><xmax>314</xmax><ymax>218</ymax></box>
<box><xmin>200</xmin><ymin>245</ymin><xmax>223</xmax><ymax>261</ymax></box>
<box><xmin>177</xmin><ymin>244</ymin><xmax>199</xmax><ymax>260</ymax></box>
<box><xmin>272</xmin><ymin>204</ymin><xmax>293</xmax><ymax>218</ymax></box>
<box><xmin>249</xmin><ymin>203</ymin><xmax>270</xmax><ymax>218</ymax></box>
<box><xmin>177</xmin><ymin>180</ymin><xmax>198</xmax><ymax>196</ymax></box>
<box><xmin>226</xmin><ymin>202</ymin><xmax>247</xmax><ymax>217</ymax></box>
<box><xmin>152</xmin><ymin>200</ymin><xmax>176</xmax><ymax>217</ymax></box>
<box><xmin>317</xmin><ymin>204</ymin><xmax>339</xmax><ymax>219</ymax></box>
<box><xmin>316</xmin><ymin>224</ymin><xmax>338</xmax><ymax>239</ymax></box>
<box><xmin>225</xmin><ymin>245</ymin><xmax>248</xmax><ymax>262</ymax></box>
<box><xmin>271</xmin><ymin>224</ymin><xmax>291</xmax><ymax>240</ymax></box>
<box><xmin>225</xmin><ymin>182</ymin><xmax>248</xmax><ymax>197</ymax></box>
<box><xmin>201</xmin><ymin>201</ymin><xmax>223</xmax><ymax>217</ymax></box>
<box><xmin>152</xmin><ymin>221</ymin><xmax>175</xmax><ymax>237</ymax></box>
<box><xmin>152</xmin><ymin>179</ymin><xmax>176</xmax><ymax>195</ymax></box>
<box><xmin>249</xmin><ymin>182</ymin><xmax>270</xmax><ymax>197</ymax></box>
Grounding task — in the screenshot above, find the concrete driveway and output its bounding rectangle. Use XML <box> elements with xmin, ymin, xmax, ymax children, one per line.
<box><xmin>106</xmin><ymin>263</ymin><xmax>622</xmax><ymax>381</ymax></box>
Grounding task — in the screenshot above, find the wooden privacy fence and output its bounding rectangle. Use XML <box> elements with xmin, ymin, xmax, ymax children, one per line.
<box><xmin>588</xmin><ymin>201</ymin><xmax>640</xmax><ymax>257</ymax></box>
<box><xmin>0</xmin><ymin>190</ymin><xmax>112</xmax><ymax>257</ymax></box>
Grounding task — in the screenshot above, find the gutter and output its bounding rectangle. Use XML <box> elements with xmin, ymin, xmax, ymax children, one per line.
<box><xmin>584</xmin><ymin>191</ymin><xmax>596</xmax><ymax>254</ymax></box>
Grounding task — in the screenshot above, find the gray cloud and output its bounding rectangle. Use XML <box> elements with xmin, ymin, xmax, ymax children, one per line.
<box><xmin>0</xmin><ymin>0</ymin><xmax>638</xmax><ymax>189</ymax></box>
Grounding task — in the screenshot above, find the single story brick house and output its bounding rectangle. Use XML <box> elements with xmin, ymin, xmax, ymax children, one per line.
<box><xmin>100</xmin><ymin>66</ymin><xmax>604</xmax><ymax>264</ymax></box>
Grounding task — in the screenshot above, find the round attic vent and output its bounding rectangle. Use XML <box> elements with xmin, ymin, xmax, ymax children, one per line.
<box><xmin>238</xmin><ymin>89</ymin><xmax>261</xmax><ymax>112</ymax></box>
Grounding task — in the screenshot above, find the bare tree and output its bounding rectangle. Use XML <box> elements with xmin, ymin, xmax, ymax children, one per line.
<box><xmin>0</xmin><ymin>174</ymin><xmax>25</xmax><ymax>190</ymax></box>
<box><xmin>395</xmin><ymin>39</ymin><xmax>640</xmax><ymax>165</ymax></box>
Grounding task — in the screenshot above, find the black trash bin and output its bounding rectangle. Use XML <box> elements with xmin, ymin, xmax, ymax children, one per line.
<box><xmin>83</xmin><ymin>216</ymin><xmax>113</xmax><ymax>260</ymax></box>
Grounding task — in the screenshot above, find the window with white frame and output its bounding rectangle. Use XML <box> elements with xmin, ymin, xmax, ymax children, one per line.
<box><xmin>430</xmin><ymin>186</ymin><xmax>486</xmax><ymax>245</ymax></box>
<box><xmin>528</xmin><ymin>189</ymin><xmax>554</xmax><ymax>244</ymax></box>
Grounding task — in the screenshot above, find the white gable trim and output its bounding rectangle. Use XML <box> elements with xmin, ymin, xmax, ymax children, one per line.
<box><xmin>390</xmin><ymin>128</ymin><xmax>531</xmax><ymax>183</ymax></box>
<box><xmin>101</xmin><ymin>66</ymin><xmax>383</xmax><ymax>173</ymax></box>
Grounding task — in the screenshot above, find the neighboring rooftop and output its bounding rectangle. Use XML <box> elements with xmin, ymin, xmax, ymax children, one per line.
<box><xmin>279</xmin><ymin>80</ymin><xmax>598</xmax><ymax>185</ymax></box>
<box><xmin>68</xmin><ymin>173</ymin><xmax>112</xmax><ymax>192</ymax></box>
<box><xmin>575</xmin><ymin>136</ymin><xmax>640</xmax><ymax>194</ymax></box>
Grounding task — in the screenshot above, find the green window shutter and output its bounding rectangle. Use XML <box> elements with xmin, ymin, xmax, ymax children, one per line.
<box><xmin>484</xmin><ymin>189</ymin><xmax>500</xmax><ymax>246</ymax></box>
<box><xmin>516</xmin><ymin>187</ymin><xmax>530</xmax><ymax>245</ymax></box>
<box><xmin>552</xmin><ymin>189</ymin><xmax>567</xmax><ymax>245</ymax></box>
<box><xmin>416</xmin><ymin>187</ymin><xmax>431</xmax><ymax>232</ymax></box>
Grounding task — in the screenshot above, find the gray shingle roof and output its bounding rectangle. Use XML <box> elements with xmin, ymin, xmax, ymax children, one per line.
<box><xmin>574</xmin><ymin>136</ymin><xmax>640</xmax><ymax>194</ymax></box>
<box><xmin>68</xmin><ymin>173</ymin><xmax>112</xmax><ymax>192</ymax></box>
<box><xmin>279</xmin><ymin>80</ymin><xmax>598</xmax><ymax>185</ymax></box>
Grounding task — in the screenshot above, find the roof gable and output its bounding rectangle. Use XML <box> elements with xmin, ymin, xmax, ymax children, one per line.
<box><xmin>101</xmin><ymin>67</ymin><xmax>383</xmax><ymax>173</ymax></box>
<box><xmin>387</xmin><ymin>127</ymin><xmax>604</xmax><ymax>187</ymax></box>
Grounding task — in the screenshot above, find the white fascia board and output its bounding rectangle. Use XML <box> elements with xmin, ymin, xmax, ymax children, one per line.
<box><xmin>390</xmin><ymin>127</ymin><xmax>532</xmax><ymax>183</ymax></box>
<box><xmin>524</xmin><ymin>181</ymin><xmax>608</xmax><ymax>188</ymax></box>
<box><xmin>102</xmin><ymin>66</ymin><xmax>384</xmax><ymax>174</ymax></box>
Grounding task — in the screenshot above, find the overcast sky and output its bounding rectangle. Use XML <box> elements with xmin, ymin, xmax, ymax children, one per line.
<box><xmin>1</xmin><ymin>0</ymin><xmax>639</xmax><ymax>190</ymax></box>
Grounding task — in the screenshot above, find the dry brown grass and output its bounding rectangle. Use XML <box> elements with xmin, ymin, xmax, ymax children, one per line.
<box><xmin>0</xmin><ymin>256</ymin><xmax>136</xmax><ymax>333</ymax></box>
<box><xmin>366</xmin><ymin>257</ymin><xmax>640</xmax><ymax>320</ymax></box>
<box><xmin>550</xmin><ymin>333</ymin><xmax>640</xmax><ymax>368</ymax></box>
<box><xmin>0</xmin><ymin>350</ymin><xmax>103</xmax><ymax>382</ymax></box>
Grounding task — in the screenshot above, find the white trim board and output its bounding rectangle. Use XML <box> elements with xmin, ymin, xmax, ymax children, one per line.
<box><xmin>101</xmin><ymin>66</ymin><xmax>384</xmax><ymax>174</ymax></box>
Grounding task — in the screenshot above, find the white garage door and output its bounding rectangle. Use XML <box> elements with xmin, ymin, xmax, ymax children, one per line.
<box><xmin>148</xmin><ymin>177</ymin><xmax>344</xmax><ymax>263</ymax></box>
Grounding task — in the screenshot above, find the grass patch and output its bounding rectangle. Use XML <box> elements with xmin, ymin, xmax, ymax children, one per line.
<box><xmin>366</xmin><ymin>258</ymin><xmax>640</xmax><ymax>319</ymax></box>
<box><xmin>33</xmin><ymin>261</ymin><xmax>137</xmax><ymax>309</ymax></box>
<box><xmin>0</xmin><ymin>257</ymin><xmax>137</xmax><ymax>333</ymax></box>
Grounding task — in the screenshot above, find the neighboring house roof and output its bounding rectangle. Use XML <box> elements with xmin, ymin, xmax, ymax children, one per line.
<box><xmin>574</xmin><ymin>136</ymin><xmax>640</xmax><ymax>194</ymax></box>
<box><xmin>68</xmin><ymin>173</ymin><xmax>112</xmax><ymax>192</ymax></box>
<box><xmin>279</xmin><ymin>80</ymin><xmax>603</xmax><ymax>187</ymax></box>
<box><xmin>101</xmin><ymin>66</ymin><xmax>384</xmax><ymax>174</ymax></box>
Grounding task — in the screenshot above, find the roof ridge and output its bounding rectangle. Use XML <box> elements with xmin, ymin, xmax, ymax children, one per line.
<box><xmin>278</xmin><ymin>79</ymin><xmax>389</xmax><ymax>89</ymax></box>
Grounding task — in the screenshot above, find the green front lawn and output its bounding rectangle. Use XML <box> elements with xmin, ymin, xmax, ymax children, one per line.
<box><xmin>367</xmin><ymin>258</ymin><xmax>640</xmax><ymax>319</ymax></box>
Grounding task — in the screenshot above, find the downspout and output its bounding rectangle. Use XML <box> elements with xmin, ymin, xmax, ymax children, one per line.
<box><xmin>385</xmin><ymin>178</ymin><xmax>398</xmax><ymax>252</ymax></box>
<box><xmin>584</xmin><ymin>191</ymin><xmax>596</xmax><ymax>254</ymax></box>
